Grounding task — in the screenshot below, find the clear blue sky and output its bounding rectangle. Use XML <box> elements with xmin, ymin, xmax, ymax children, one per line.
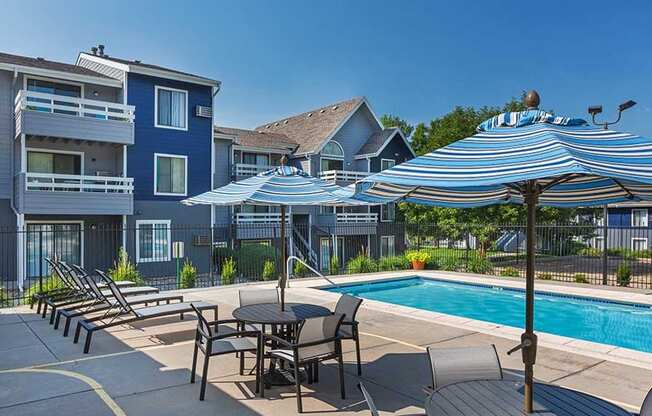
<box><xmin>2</xmin><ymin>0</ymin><xmax>651</xmax><ymax>136</ymax></box>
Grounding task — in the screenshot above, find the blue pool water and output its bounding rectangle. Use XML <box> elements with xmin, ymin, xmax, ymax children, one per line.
<box><xmin>326</xmin><ymin>277</ymin><xmax>652</xmax><ymax>353</ymax></box>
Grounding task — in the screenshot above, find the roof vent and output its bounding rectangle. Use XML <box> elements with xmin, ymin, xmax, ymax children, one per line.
<box><xmin>307</xmin><ymin>113</ymin><xmax>313</xmax><ymax>118</ymax></box>
<box><xmin>266</xmin><ymin>125</ymin><xmax>270</xmax><ymax>129</ymax></box>
<box><xmin>36</xmin><ymin>57</ymin><xmax>44</xmax><ymax>61</ymax></box>
<box><xmin>275</xmin><ymin>122</ymin><xmax>280</xmax><ymax>126</ymax></box>
<box><xmin>90</xmin><ymin>46</ymin><xmax>98</xmax><ymax>55</ymax></box>
<box><xmin>134</xmin><ymin>60</ymin><xmax>141</xmax><ymax>63</ymax></box>
<box><xmin>98</xmin><ymin>44</ymin><xmax>105</xmax><ymax>56</ymax></box>
<box><xmin>332</xmin><ymin>105</ymin><xmax>338</xmax><ymax>110</ymax></box>
<box><xmin>320</xmin><ymin>109</ymin><xmax>325</xmax><ymax>113</ymax></box>
<box><xmin>283</xmin><ymin>120</ymin><xmax>288</xmax><ymax>124</ymax></box>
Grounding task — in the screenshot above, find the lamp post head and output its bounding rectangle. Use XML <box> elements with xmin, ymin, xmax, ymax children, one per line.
<box><xmin>524</xmin><ymin>90</ymin><xmax>540</xmax><ymax>109</ymax></box>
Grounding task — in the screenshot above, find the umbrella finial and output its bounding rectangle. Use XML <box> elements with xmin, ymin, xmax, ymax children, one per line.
<box><xmin>280</xmin><ymin>155</ymin><xmax>288</xmax><ymax>166</ymax></box>
<box><xmin>524</xmin><ymin>90</ymin><xmax>540</xmax><ymax>109</ymax></box>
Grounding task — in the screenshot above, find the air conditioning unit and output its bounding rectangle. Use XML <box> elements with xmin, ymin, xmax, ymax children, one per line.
<box><xmin>195</xmin><ymin>105</ymin><xmax>213</xmax><ymax>118</ymax></box>
<box><xmin>193</xmin><ymin>235</ymin><xmax>211</xmax><ymax>246</ymax></box>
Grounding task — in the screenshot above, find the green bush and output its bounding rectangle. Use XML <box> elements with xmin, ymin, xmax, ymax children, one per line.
<box><xmin>573</xmin><ymin>273</ymin><xmax>589</xmax><ymax>284</ymax></box>
<box><xmin>262</xmin><ymin>260</ymin><xmax>277</xmax><ymax>281</ymax></box>
<box><xmin>499</xmin><ymin>267</ymin><xmax>520</xmax><ymax>277</ymax></box>
<box><xmin>25</xmin><ymin>273</ymin><xmax>66</xmax><ymax>302</ymax></box>
<box><xmin>213</xmin><ymin>246</ymin><xmax>235</xmax><ymax>268</ymax></box>
<box><xmin>405</xmin><ymin>250</ymin><xmax>431</xmax><ymax>263</ymax></box>
<box><xmin>234</xmin><ymin>244</ymin><xmax>278</xmax><ymax>278</ymax></box>
<box><xmin>293</xmin><ymin>260</ymin><xmax>308</xmax><ymax>278</ymax></box>
<box><xmin>439</xmin><ymin>257</ymin><xmax>459</xmax><ymax>271</ymax></box>
<box><xmin>347</xmin><ymin>254</ymin><xmax>377</xmax><ymax>274</ymax></box>
<box><xmin>466</xmin><ymin>256</ymin><xmax>494</xmax><ymax>275</ymax></box>
<box><xmin>329</xmin><ymin>256</ymin><xmax>340</xmax><ymax>275</ymax></box>
<box><xmin>221</xmin><ymin>258</ymin><xmax>236</xmax><ymax>285</ymax></box>
<box><xmin>0</xmin><ymin>287</ymin><xmax>10</xmax><ymax>308</ymax></box>
<box><xmin>180</xmin><ymin>259</ymin><xmax>197</xmax><ymax>289</ymax></box>
<box><xmin>425</xmin><ymin>256</ymin><xmax>440</xmax><ymax>270</ymax></box>
<box><xmin>579</xmin><ymin>247</ymin><xmax>602</xmax><ymax>257</ymax></box>
<box><xmin>538</xmin><ymin>272</ymin><xmax>553</xmax><ymax>280</ymax></box>
<box><xmin>109</xmin><ymin>248</ymin><xmax>143</xmax><ymax>284</ymax></box>
<box><xmin>616</xmin><ymin>262</ymin><xmax>631</xmax><ymax>287</ymax></box>
<box><xmin>378</xmin><ymin>255</ymin><xmax>410</xmax><ymax>271</ymax></box>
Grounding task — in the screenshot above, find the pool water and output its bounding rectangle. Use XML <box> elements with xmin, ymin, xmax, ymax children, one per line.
<box><xmin>326</xmin><ymin>277</ymin><xmax>652</xmax><ymax>353</ymax></box>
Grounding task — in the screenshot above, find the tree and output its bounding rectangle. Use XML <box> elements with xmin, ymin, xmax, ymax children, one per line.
<box><xmin>381</xmin><ymin>114</ymin><xmax>414</xmax><ymax>138</ymax></box>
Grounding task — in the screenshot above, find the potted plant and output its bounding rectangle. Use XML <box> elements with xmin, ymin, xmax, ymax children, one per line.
<box><xmin>405</xmin><ymin>250</ymin><xmax>431</xmax><ymax>270</ymax></box>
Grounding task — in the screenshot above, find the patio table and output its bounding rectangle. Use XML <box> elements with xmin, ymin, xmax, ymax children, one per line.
<box><xmin>425</xmin><ymin>379</ymin><xmax>630</xmax><ymax>416</ymax></box>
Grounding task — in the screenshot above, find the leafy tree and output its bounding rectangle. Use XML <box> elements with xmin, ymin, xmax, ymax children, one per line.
<box><xmin>381</xmin><ymin>114</ymin><xmax>414</xmax><ymax>138</ymax></box>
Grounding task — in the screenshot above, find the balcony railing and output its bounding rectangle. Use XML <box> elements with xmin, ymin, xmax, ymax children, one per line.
<box><xmin>336</xmin><ymin>213</ymin><xmax>378</xmax><ymax>223</ymax></box>
<box><xmin>15</xmin><ymin>90</ymin><xmax>135</xmax><ymax>123</ymax></box>
<box><xmin>319</xmin><ymin>170</ymin><xmax>369</xmax><ymax>182</ymax></box>
<box><xmin>25</xmin><ymin>172</ymin><xmax>134</xmax><ymax>193</ymax></box>
<box><xmin>233</xmin><ymin>163</ymin><xmax>276</xmax><ymax>177</ymax></box>
<box><xmin>234</xmin><ymin>213</ymin><xmax>290</xmax><ymax>224</ymax></box>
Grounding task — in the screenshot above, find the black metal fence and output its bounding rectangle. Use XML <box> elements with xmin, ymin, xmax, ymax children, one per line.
<box><xmin>1</xmin><ymin>221</ymin><xmax>651</xmax><ymax>307</ymax></box>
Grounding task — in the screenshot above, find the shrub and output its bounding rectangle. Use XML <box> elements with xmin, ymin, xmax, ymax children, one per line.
<box><xmin>466</xmin><ymin>256</ymin><xmax>494</xmax><ymax>275</ymax></box>
<box><xmin>439</xmin><ymin>257</ymin><xmax>459</xmax><ymax>271</ymax></box>
<box><xmin>499</xmin><ymin>267</ymin><xmax>520</xmax><ymax>278</ymax></box>
<box><xmin>405</xmin><ymin>250</ymin><xmax>431</xmax><ymax>264</ymax></box>
<box><xmin>579</xmin><ymin>247</ymin><xmax>602</xmax><ymax>257</ymax></box>
<box><xmin>234</xmin><ymin>244</ymin><xmax>278</xmax><ymax>279</ymax></box>
<box><xmin>378</xmin><ymin>255</ymin><xmax>410</xmax><ymax>271</ymax></box>
<box><xmin>293</xmin><ymin>260</ymin><xmax>308</xmax><ymax>278</ymax></box>
<box><xmin>108</xmin><ymin>248</ymin><xmax>143</xmax><ymax>284</ymax></box>
<box><xmin>616</xmin><ymin>262</ymin><xmax>631</xmax><ymax>287</ymax></box>
<box><xmin>573</xmin><ymin>273</ymin><xmax>589</xmax><ymax>284</ymax></box>
<box><xmin>347</xmin><ymin>254</ymin><xmax>377</xmax><ymax>274</ymax></box>
<box><xmin>213</xmin><ymin>246</ymin><xmax>235</xmax><ymax>268</ymax></box>
<box><xmin>538</xmin><ymin>272</ymin><xmax>553</xmax><ymax>280</ymax></box>
<box><xmin>221</xmin><ymin>258</ymin><xmax>236</xmax><ymax>285</ymax></box>
<box><xmin>25</xmin><ymin>273</ymin><xmax>66</xmax><ymax>303</ymax></box>
<box><xmin>0</xmin><ymin>287</ymin><xmax>10</xmax><ymax>308</ymax></box>
<box><xmin>425</xmin><ymin>256</ymin><xmax>440</xmax><ymax>270</ymax></box>
<box><xmin>262</xmin><ymin>260</ymin><xmax>277</xmax><ymax>281</ymax></box>
<box><xmin>329</xmin><ymin>256</ymin><xmax>340</xmax><ymax>275</ymax></box>
<box><xmin>180</xmin><ymin>259</ymin><xmax>197</xmax><ymax>289</ymax></box>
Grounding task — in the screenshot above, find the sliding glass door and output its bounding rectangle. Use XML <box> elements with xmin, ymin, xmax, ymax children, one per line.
<box><xmin>26</xmin><ymin>223</ymin><xmax>82</xmax><ymax>278</ymax></box>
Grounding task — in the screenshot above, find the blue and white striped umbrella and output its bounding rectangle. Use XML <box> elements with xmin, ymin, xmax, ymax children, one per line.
<box><xmin>182</xmin><ymin>165</ymin><xmax>368</xmax><ymax>207</ymax></box>
<box><xmin>353</xmin><ymin>109</ymin><xmax>652</xmax><ymax>207</ymax></box>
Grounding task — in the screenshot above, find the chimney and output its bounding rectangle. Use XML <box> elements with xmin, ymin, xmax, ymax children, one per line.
<box><xmin>98</xmin><ymin>44</ymin><xmax>105</xmax><ymax>56</ymax></box>
<box><xmin>90</xmin><ymin>46</ymin><xmax>98</xmax><ymax>55</ymax></box>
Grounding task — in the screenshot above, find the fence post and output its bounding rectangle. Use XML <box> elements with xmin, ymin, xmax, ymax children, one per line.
<box><xmin>602</xmin><ymin>205</ymin><xmax>608</xmax><ymax>285</ymax></box>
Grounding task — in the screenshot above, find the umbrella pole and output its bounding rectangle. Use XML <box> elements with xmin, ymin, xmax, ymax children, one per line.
<box><xmin>280</xmin><ymin>205</ymin><xmax>287</xmax><ymax>311</ymax></box>
<box><xmin>523</xmin><ymin>182</ymin><xmax>539</xmax><ymax>413</ymax></box>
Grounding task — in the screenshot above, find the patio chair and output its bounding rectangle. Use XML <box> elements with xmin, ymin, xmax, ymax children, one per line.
<box><xmin>189</xmin><ymin>304</ymin><xmax>261</xmax><ymax>400</ymax></box>
<box><xmin>237</xmin><ymin>288</ymin><xmax>279</xmax><ymax>331</ymax></box>
<box><xmin>333</xmin><ymin>294</ymin><xmax>363</xmax><ymax>375</ymax></box>
<box><xmin>641</xmin><ymin>387</ymin><xmax>652</xmax><ymax>416</ymax></box>
<box><xmin>425</xmin><ymin>345</ymin><xmax>503</xmax><ymax>393</ymax></box>
<box><xmin>358</xmin><ymin>382</ymin><xmax>379</xmax><ymax>416</ymax></box>
<box><xmin>260</xmin><ymin>313</ymin><xmax>346</xmax><ymax>413</ymax></box>
<box><xmin>73</xmin><ymin>269</ymin><xmax>217</xmax><ymax>354</ymax></box>
<box><xmin>55</xmin><ymin>265</ymin><xmax>184</xmax><ymax>337</ymax></box>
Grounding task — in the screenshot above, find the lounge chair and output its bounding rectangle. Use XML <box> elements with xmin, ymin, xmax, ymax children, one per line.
<box><xmin>74</xmin><ymin>270</ymin><xmax>217</xmax><ymax>353</ymax></box>
<box><xmin>425</xmin><ymin>345</ymin><xmax>503</xmax><ymax>393</ymax></box>
<box><xmin>55</xmin><ymin>265</ymin><xmax>184</xmax><ymax>337</ymax></box>
<box><xmin>641</xmin><ymin>387</ymin><xmax>652</xmax><ymax>416</ymax></box>
<box><xmin>260</xmin><ymin>314</ymin><xmax>346</xmax><ymax>413</ymax></box>
<box><xmin>333</xmin><ymin>294</ymin><xmax>363</xmax><ymax>375</ymax></box>
<box><xmin>358</xmin><ymin>382</ymin><xmax>379</xmax><ymax>416</ymax></box>
<box><xmin>189</xmin><ymin>304</ymin><xmax>261</xmax><ymax>400</ymax></box>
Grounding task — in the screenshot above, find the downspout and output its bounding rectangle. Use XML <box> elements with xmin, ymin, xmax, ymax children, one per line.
<box><xmin>9</xmin><ymin>66</ymin><xmax>24</xmax><ymax>291</ymax></box>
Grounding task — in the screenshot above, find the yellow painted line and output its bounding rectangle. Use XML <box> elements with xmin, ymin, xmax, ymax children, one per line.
<box><xmin>0</xmin><ymin>368</ymin><xmax>126</xmax><ymax>416</ymax></box>
<box><xmin>359</xmin><ymin>330</ymin><xmax>426</xmax><ymax>351</ymax></box>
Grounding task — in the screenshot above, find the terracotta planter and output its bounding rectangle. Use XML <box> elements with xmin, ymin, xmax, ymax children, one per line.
<box><xmin>412</xmin><ymin>260</ymin><xmax>425</xmax><ymax>270</ymax></box>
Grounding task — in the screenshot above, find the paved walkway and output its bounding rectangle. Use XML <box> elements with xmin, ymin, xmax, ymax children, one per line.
<box><xmin>0</xmin><ymin>279</ymin><xmax>649</xmax><ymax>415</ymax></box>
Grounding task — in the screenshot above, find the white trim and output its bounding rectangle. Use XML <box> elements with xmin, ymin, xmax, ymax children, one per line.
<box><xmin>26</xmin><ymin>147</ymin><xmax>85</xmax><ymax>175</ymax></box>
<box><xmin>122</xmin><ymin>215</ymin><xmax>127</xmax><ymax>251</ymax></box>
<box><xmin>25</xmin><ymin>220</ymin><xmax>85</xmax><ymax>268</ymax></box>
<box><xmin>0</xmin><ymin>61</ymin><xmax>122</xmax><ymax>88</ymax></box>
<box><xmin>154</xmin><ymin>153</ymin><xmax>188</xmax><ymax>196</ymax></box>
<box><xmin>631</xmin><ymin>208</ymin><xmax>648</xmax><ymax>227</ymax></box>
<box><xmin>154</xmin><ymin>85</ymin><xmax>188</xmax><ymax>131</ymax></box>
<box><xmin>321</xmin><ymin>140</ymin><xmax>344</xmax><ymax>158</ymax></box>
<box><xmin>17</xmin><ymin>214</ymin><xmax>25</xmax><ymax>289</ymax></box>
<box><xmin>354</xmin><ymin>128</ymin><xmax>417</xmax><ymax>159</ymax></box>
<box><xmin>380</xmin><ymin>158</ymin><xmax>396</xmax><ymax>170</ymax></box>
<box><xmin>631</xmin><ymin>237</ymin><xmax>648</xmax><ymax>251</ymax></box>
<box><xmin>380</xmin><ymin>235</ymin><xmax>396</xmax><ymax>257</ymax></box>
<box><xmin>380</xmin><ymin>202</ymin><xmax>396</xmax><ymax>222</ymax></box>
<box><xmin>232</xmin><ymin>144</ymin><xmax>293</xmax><ymax>154</ymax></box>
<box><xmin>20</xmin><ymin>134</ymin><xmax>26</xmax><ymax>173</ymax></box>
<box><xmin>122</xmin><ymin>145</ymin><xmax>127</xmax><ymax>177</ymax></box>
<box><xmin>135</xmin><ymin>219</ymin><xmax>172</xmax><ymax>263</ymax></box>
<box><xmin>214</xmin><ymin>132</ymin><xmax>236</xmax><ymax>141</ymax></box>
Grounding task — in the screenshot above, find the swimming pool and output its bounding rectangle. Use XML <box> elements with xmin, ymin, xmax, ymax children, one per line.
<box><xmin>326</xmin><ymin>277</ymin><xmax>652</xmax><ymax>353</ymax></box>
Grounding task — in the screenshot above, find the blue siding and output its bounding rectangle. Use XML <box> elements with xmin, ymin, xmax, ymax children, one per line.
<box><xmin>127</xmin><ymin>73</ymin><xmax>212</xmax><ymax>201</ymax></box>
<box><xmin>608</xmin><ymin>207</ymin><xmax>651</xmax><ymax>228</ymax></box>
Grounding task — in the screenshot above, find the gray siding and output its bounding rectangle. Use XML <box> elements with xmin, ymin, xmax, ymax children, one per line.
<box><xmin>0</xmin><ymin>70</ymin><xmax>13</xmax><ymax>199</ymax></box>
<box><xmin>213</xmin><ymin>138</ymin><xmax>232</xmax><ymax>224</ymax></box>
<box><xmin>17</xmin><ymin>110</ymin><xmax>134</xmax><ymax>145</ymax></box>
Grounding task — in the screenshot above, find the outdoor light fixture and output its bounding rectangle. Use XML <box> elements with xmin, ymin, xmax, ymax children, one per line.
<box><xmin>589</xmin><ymin>100</ymin><xmax>637</xmax><ymax>130</ymax></box>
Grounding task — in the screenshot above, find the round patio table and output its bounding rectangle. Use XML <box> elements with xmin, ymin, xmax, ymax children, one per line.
<box><xmin>425</xmin><ymin>380</ymin><xmax>630</xmax><ymax>416</ymax></box>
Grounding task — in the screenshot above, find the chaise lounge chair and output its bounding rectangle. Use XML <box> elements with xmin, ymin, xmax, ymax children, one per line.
<box><xmin>74</xmin><ymin>269</ymin><xmax>217</xmax><ymax>353</ymax></box>
<box><xmin>358</xmin><ymin>382</ymin><xmax>379</xmax><ymax>416</ymax></box>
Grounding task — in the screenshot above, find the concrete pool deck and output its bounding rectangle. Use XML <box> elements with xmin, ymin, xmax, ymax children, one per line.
<box><xmin>0</xmin><ymin>272</ymin><xmax>651</xmax><ymax>415</ymax></box>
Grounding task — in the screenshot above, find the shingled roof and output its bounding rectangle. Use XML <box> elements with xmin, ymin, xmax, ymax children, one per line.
<box><xmin>88</xmin><ymin>54</ymin><xmax>216</xmax><ymax>82</ymax></box>
<box><xmin>356</xmin><ymin>128</ymin><xmax>399</xmax><ymax>157</ymax></box>
<box><xmin>255</xmin><ymin>97</ymin><xmax>365</xmax><ymax>155</ymax></box>
<box><xmin>214</xmin><ymin>126</ymin><xmax>297</xmax><ymax>151</ymax></box>
<box><xmin>0</xmin><ymin>52</ymin><xmax>110</xmax><ymax>79</ymax></box>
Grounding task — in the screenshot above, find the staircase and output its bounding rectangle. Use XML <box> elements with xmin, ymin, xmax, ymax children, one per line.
<box><xmin>291</xmin><ymin>226</ymin><xmax>318</xmax><ymax>269</ymax></box>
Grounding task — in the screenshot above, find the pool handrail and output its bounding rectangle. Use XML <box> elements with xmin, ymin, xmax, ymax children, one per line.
<box><xmin>286</xmin><ymin>255</ymin><xmax>339</xmax><ymax>288</ymax></box>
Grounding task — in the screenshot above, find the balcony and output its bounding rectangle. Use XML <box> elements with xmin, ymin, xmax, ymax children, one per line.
<box><xmin>233</xmin><ymin>163</ymin><xmax>276</xmax><ymax>178</ymax></box>
<box><xmin>234</xmin><ymin>213</ymin><xmax>289</xmax><ymax>224</ymax></box>
<box><xmin>319</xmin><ymin>170</ymin><xmax>369</xmax><ymax>183</ymax></box>
<box><xmin>15</xmin><ymin>90</ymin><xmax>135</xmax><ymax>145</ymax></box>
<box><xmin>233</xmin><ymin>212</ymin><xmax>289</xmax><ymax>240</ymax></box>
<box><xmin>336</xmin><ymin>213</ymin><xmax>378</xmax><ymax>223</ymax></box>
<box><xmin>14</xmin><ymin>172</ymin><xmax>134</xmax><ymax>215</ymax></box>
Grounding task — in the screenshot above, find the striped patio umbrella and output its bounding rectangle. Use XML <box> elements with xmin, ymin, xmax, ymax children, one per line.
<box><xmin>182</xmin><ymin>164</ymin><xmax>371</xmax><ymax>309</ymax></box>
<box><xmin>351</xmin><ymin>101</ymin><xmax>652</xmax><ymax>413</ymax></box>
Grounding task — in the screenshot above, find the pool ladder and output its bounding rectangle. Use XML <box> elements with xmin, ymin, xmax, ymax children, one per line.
<box><xmin>285</xmin><ymin>255</ymin><xmax>339</xmax><ymax>288</ymax></box>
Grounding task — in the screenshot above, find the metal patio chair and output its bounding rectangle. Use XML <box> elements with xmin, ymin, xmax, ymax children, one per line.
<box><xmin>425</xmin><ymin>344</ymin><xmax>503</xmax><ymax>393</ymax></box>
<box><xmin>333</xmin><ymin>294</ymin><xmax>363</xmax><ymax>375</ymax></box>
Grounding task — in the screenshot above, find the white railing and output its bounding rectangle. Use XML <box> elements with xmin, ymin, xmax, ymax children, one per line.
<box><xmin>24</xmin><ymin>172</ymin><xmax>134</xmax><ymax>193</ymax></box>
<box><xmin>233</xmin><ymin>163</ymin><xmax>276</xmax><ymax>177</ymax></box>
<box><xmin>15</xmin><ymin>90</ymin><xmax>135</xmax><ymax>123</ymax></box>
<box><xmin>319</xmin><ymin>170</ymin><xmax>369</xmax><ymax>182</ymax></box>
<box><xmin>234</xmin><ymin>213</ymin><xmax>290</xmax><ymax>224</ymax></box>
<box><xmin>336</xmin><ymin>213</ymin><xmax>378</xmax><ymax>223</ymax></box>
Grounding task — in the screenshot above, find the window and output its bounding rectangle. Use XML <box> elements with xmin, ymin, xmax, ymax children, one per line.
<box><xmin>26</xmin><ymin>78</ymin><xmax>82</xmax><ymax>115</ymax></box>
<box><xmin>26</xmin><ymin>222</ymin><xmax>82</xmax><ymax>278</ymax></box>
<box><xmin>242</xmin><ymin>152</ymin><xmax>269</xmax><ymax>166</ymax></box>
<box><xmin>632</xmin><ymin>238</ymin><xmax>648</xmax><ymax>251</ymax></box>
<box><xmin>380</xmin><ymin>235</ymin><xmax>395</xmax><ymax>257</ymax></box>
<box><xmin>593</xmin><ymin>236</ymin><xmax>604</xmax><ymax>249</ymax></box>
<box><xmin>136</xmin><ymin>220</ymin><xmax>171</xmax><ymax>263</ymax></box>
<box><xmin>381</xmin><ymin>203</ymin><xmax>396</xmax><ymax>222</ymax></box>
<box><xmin>155</xmin><ymin>154</ymin><xmax>187</xmax><ymax>196</ymax></box>
<box><xmin>27</xmin><ymin>150</ymin><xmax>82</xmax><ymax>175</ymax></box>
<box><xmin>381</xmin><ymin>159</ymin><xmax>395</xmax><ymax>171</ymax></box>
<box><xmin>321</xmin><ymin>140</ymin><xmax>344</xmax><ymax>172</ymax></box>
<box><xmin>632</xmin><ymin>209</ymin><xmax>648</xmax><ymax>227</ymax></box>
<box><xmin>322</xmin><ymin>141</ymin><xmax>344</xmax><ymax>157</ymax></box>
<box><xmin>155</xmin><ymin>86</ymin><xmax>187</xmax><ymax>130</ymax></box>
<box><xmin>320</xmin><ymin>237</ymin><xmax>343</xmax><ymax>272</ymax></box>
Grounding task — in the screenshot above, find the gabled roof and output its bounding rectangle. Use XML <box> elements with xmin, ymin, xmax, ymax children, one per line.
<box><xmin>0</xmin><ymin>51</ymin><xmax>121</xmax><ymax>87</ymax></box>
<box><xmin>254</xmin><ymin>97</ymin><xmax>367</xmax><ymax>156</ymax></box>
<box><xmin>77</xmin><ymin>53</ymin><xmax>220</xmax><ymax>87</ymax></box>
<box><xmin>355</xmin><ymin>127</ymin><xmax>416</xmax><ymax>159</ymax></box>
<box><xmin>214</xmin><ymin>126</ymin><xmax>297</xmax><ymax>152</ymax></box>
